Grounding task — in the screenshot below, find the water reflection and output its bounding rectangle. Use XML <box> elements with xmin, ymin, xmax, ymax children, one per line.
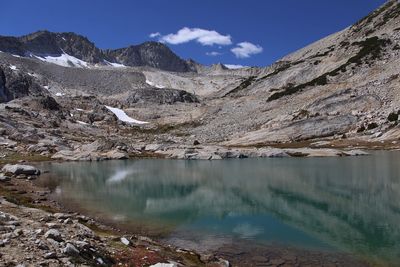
<box><xmin>38</xmin><ymin>151</ymin><xmax>400</xmax><ymax>264</ymax></box>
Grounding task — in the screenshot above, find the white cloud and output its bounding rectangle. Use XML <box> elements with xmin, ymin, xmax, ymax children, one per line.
<box><xmin>206</xmin><ymin>51</ymin><xmax>222</xmax><ymax>56</ymax></box>
<box><xmin>149</xmin><ymin>32</ymin><xmax>161</xmax><ymax>38</ymax></box>
<box><xmin>231</xmin><ymin>42</ymin><xmax>263</xmax><ymax>58</ymax></box>
<box><xmin>160</xmin><ymin>27</ymin><xmax>232</xmax><ymax>46</ymax></box>
<box><xmin>224</xmin><ymin>64</ymin><xmax>248</xmax><ymax>69</ymax></box>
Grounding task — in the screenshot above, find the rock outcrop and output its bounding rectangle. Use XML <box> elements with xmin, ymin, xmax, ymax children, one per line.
<box><xmin>1</xmin><ymin>164</ymin><xmax>41</xmax><ymax>176</ymax></box>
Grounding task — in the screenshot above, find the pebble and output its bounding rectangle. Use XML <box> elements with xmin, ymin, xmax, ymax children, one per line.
<box><xmin>120</xmin><ymin>237</ymin><xmax>130</xmax><ymax>246</ymax></box>
<box><xmin>45</xmin><ymin>223</ymin><xmax>60</xmax><ymax>229</ymax></box>
<box><xmin>43</xmin><ymin>252</ymin><xmax>57</xmax><ymax>259</ymax></box>
<box><xmin>13</xmin><ymin>228</ymin><xmax>23</xmax><ymax>236</ymax></box>
<box><xmin>44</xmin><ymin>229</ymin><xmax>63</xmax><ymax>242</ymax></box>
<box><xmin>63</xmin><ymin>243</ymin><xmax>80</xmax><ymax>256</ymax></box>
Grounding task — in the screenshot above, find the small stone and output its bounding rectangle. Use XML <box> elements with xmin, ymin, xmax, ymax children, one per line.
<box><xmin>54</xmin><ymin>213</ymin><xmax>71</xmax><ymax>220</ymax></box>
<box><xmin>44</xmin><ymin>229</ymin><xmax>63</xmax><ymax>242</ymax></box>
<box><xmin>43</xmin><ymin>252</ymin><xmax>57</xmax><ymax>259</ymax></box>
<box><xmin>0</xmin><ymin>174</ymin><xmax>11</xmax><ymax>182</ymax></box>
<box><xmin>35</xmin><ymin>229</ymin><xmax>43</xmax><ymax>235</ymax></box>
<box><xmin>46</xmin><ymin>223</ymin><xmax>60</xmax><ymax>229</ymax></box>
<box><xmin>120</xmin><ymin>237</ymin><xmax>130</xmax><ymax>246</ymax></box>
<box><xmin>5</xmin><ymin>220</ymin><xmax>20</xmax><ymax>226</ymax></box>
<box><xmin>217</xmin><ymin>259</ymin><xmax>230</xmax><ymax>267</ymax></box>
<box><xmin>37</xmin><ymin>241</ymin><xmax>49</xmax><ymax>250</ymax></box>
<box><xmin>63</xmin><ymin>218</ymin><xmax>72</xmax><ymax>224</ymax></box>
<box><xmin>74</xmin><ymin>240</ymin><xmax>89</xmax><ymax>248</ymax></box>
<box><xmin>63</xmin><ymin>243</ymin><xmax>80</xmax><ymax>256</ymax></box>
<box><xmin>13</xmin><ymin>228</ymin><xmax>23</xmax><ymax>236</ymax></box>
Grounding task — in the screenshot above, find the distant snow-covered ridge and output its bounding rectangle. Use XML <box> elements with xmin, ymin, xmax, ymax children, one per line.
<box><xmin>33</xmin><ymin>53</ymin><xmax>129</xmax><ymax>69</ymax></box>
<box><xmin>34</xmin><ymin>53</ymin><xmax>89</xmax><ymax>68</ymax></box>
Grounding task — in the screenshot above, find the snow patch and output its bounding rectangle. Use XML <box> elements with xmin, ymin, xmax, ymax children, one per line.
<box><xmin>76</xmin><ymin>120</ymin><xmax>89</xmax><ymax>125</ymax></box>
<box><xmin>9</xmin><ymin>65</ymin><xmax>18</xmax><ymax>71</ymax></box>
<box><xmin>11</xmin><ymin>54</ymin><xmax>21</xmax><ymax>58</ymax></box>
<box><xmin>103</xmin><ymin>60</ymin><xmax>127</xmax><ymax>68</ymax></box>
<box><xmin>76</xmin><ymin>108</ymin><xmax>84</xmax><ymax>111</ymax></box>
<box><xmin>105</xmin><ymin>105</ymin><xmax>148</xmax><ymax>124</ymax></box>
<box><xmin>146</xmin><ymin>79</ymin><xmax>165</xmax><ymax>89</ymax></box>
<box><xmin>55</xmin><ymin>92</ymin><xmax>65</xmax><ymax>96</ymax></box>
<box><xmin>34</xmin><ymin>53</ymin><xmax>89</xmax><ymax>68</ymax></box>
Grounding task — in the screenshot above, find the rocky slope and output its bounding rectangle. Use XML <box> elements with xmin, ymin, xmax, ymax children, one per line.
<box><xmin>0</xmin><ymin>1</ymin><xmax>398</xmax><ymax>160</ymax></box>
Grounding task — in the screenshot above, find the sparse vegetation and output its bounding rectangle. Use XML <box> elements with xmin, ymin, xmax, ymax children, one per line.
<box><xmin>268</xmin><ymin>36</ymin><xmax>390</xmax><ymax>101</ymax></box>
<box><xmin>352</xmin><ymin>1</ymin><xmax>395</xmax><ymax>32</ymax></box>
<box><xmin>224</xmin><ymin>76</ymin><xmax>256</xmax><ymax>97</ymax></box>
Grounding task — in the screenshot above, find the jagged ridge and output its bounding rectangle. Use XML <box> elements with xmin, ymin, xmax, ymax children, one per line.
<box><xmin>0</xmin><ymin>31</ymin><xmax>193</xmax><ymax>72</ymax></box>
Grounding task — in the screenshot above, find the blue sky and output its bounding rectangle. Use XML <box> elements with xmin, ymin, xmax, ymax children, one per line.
<box><xmin>0</xmin><ymin>0</ymin><xmax>386</xmax><ymax>67</ymax></box>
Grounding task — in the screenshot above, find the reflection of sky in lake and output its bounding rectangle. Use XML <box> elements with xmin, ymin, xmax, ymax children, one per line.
<box><xmin>38</xmin><ymin>151</ymin><xmax>400</xmax><ymax>265</ymax></box>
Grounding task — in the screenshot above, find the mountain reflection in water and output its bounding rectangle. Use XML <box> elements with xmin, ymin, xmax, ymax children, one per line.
<box><xmin>38</xmin><ymin>151</ymin><xmax>400</xmax><ymax>265</ymax></box>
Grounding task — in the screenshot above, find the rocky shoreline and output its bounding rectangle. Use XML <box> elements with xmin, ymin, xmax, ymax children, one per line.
<box><xmin>0</xmin><ymin>163</ymin><xmax>236</xmax><ymax>267</ymax></box>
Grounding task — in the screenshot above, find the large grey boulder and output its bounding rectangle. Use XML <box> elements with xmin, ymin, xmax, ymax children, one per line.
<box><xmin>1</xmin><ymin>164</ymin><xmax>41</xmax><ymax>176</ymax></box>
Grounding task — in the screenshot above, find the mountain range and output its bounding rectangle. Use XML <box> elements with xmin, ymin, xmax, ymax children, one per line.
<box><xmin>0</xmin><ymin>31</ymin><xmax>193</xmax><ymax>72</ymax></box>
<box><xmin>0</xmin><ymin>0</ymin><xmax>399</xmax><ymax>160</ymax></box>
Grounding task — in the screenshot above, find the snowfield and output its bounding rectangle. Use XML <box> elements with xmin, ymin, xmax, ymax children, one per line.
<box><xmin>146</xmin><ymin>79</ymin><xmax>165</xmax><ymax>89</ymax></box>
<box><xmin>103</xmin><ymin>60</ymin><xmax>127</xmax><ymax>68</ymax></box>
<box><xmin>105</xmin><ymin>106</ymin><xmax>149</xmax><ymax>124</ymax></box>
<box><xmin>34</xmin><ymin>53</ymin><xmax>89</xmax><ymax>68</ymax></box>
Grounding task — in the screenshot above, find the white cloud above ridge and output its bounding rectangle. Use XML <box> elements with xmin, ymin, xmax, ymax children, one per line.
<box><xmin>224</xmin><ymin>64</ymin><xmax>247</xmax><ymax>69</ymax></box>
<box><xmin>159</xmin><ymin>27</ymin><xmax>232</xmax><ymax>46</ymax></box>
<box><xmin>149</xmin><ymin>32</ymin><xmax>161</xmax><ymax>38</ymax></box>
<box><xmin>206</xmin><ymin>51</ymin><xmax>222</xmax><ymax>56</ymax></box>
<box><xmin>231</xmin><ymin>42</ymin><xmax>263</xmax><ymax>58</ymax></box>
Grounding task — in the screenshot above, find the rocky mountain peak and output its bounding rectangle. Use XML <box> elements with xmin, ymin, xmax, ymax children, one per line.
<box><xmin>0</xmin><ymin>31</ymin><xmax>194</xmax><ymax>72</ymax></box>
<box><xmin>105</xmin><ymin>41</ymin><xmax>191</xmax><ymax>72</ymax></box>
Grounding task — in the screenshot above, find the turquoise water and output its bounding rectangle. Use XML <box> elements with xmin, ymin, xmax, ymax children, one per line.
<box><xmin>38</xmin><ymin>151</ymin><xmax>400</xmax><ymax>265</ymax></box>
